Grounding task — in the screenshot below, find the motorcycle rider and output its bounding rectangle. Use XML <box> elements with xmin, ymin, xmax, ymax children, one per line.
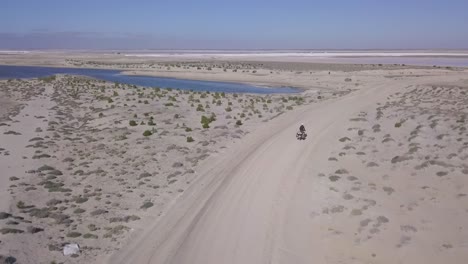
<box><xmin>299</xmin><ymin>123</ymin><xmax>306</xmax><ymax>133</ymax></box>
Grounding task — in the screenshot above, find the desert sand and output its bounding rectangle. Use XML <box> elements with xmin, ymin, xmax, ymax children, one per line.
<box><xmin>1</xmin><ymin>53</ymin><xmax>468</xmax><ymax>264</ymax></box>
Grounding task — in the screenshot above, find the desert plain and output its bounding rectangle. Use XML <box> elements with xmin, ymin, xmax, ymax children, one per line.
<box><xmin>0</xmin><ymin>52</ymin><xmax>468</xmax><ymax>264</ymax></box>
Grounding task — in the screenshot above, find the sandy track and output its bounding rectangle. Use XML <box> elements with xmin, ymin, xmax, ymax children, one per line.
<box><xmin>109</xmin><ymin>80</ymin><xmax>407</xmax><ymax>264</ymax></box>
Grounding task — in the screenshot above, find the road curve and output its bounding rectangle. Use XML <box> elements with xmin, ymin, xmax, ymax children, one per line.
<box><xmin>110</xmin><ymin>80</ymin><xmax>400</xmax><ymax>264</ymax></box>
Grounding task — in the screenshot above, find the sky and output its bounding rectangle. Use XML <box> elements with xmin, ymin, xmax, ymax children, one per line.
<box><xmin>1</xmin><ymin>0</ymin><xmax>468</xmax><ymax>50</ymax></box>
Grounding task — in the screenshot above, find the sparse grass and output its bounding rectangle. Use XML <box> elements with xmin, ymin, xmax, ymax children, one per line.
<box><xmin>0</xmin><ymin>228</ymin><xmax>24</xmax><ymax>234</ymax></box>
<box><xmin>67</xmin><ymin>232</ymin><xmax>82</xmax><ymax>238</ymax></box>
<box><xmin>83</xmin><ymin>233</ymin><xmax>98</xmax><ymax>239</ymax></box>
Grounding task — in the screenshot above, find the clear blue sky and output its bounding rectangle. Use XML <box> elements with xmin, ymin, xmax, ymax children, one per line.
<box><xmin>1</xmin><ymin>0</ymin><xmax>467</xmax><ymax>49</ymax></box>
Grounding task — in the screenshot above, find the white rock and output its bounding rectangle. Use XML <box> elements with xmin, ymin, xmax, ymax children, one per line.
<box><xmin>63</xmin><ymin>243</ymin><xmax>80</xmax><ymax>256</ymax></box>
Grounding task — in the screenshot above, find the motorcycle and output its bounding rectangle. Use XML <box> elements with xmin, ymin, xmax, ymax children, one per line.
<box><xmin>296</xmin><ymin>130</ymin><xmax>307</xmax><ymax>140</ymax></box>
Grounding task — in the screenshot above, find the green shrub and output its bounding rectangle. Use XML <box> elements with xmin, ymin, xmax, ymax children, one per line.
<box><xmin>187</xmin><ymin>136</ymin><xmax>194</xmax><ymax>143</ymax></box>
<box><xmin>39</xmin><ymin>75</ymin><xmax>56</xmax><ymax>83</ymax></box>
<box><xmin>225</xmin><ymin>107</ymin><xmax>232</xmax><ymax>112</ymax></box>
<box><xmin>236</xmin><ymin>120</ymin><xmax>243</xmax><ymax>126</ymax></box>
<box><xmin>143</xmin><ymin>130</ymin><xmax>152</xmax><ymax>136</ymax></box>
<box><xmin>185</xmin><ymin>127</ymin><xmax>192</xmax><ymax>132</ymax></box>
<box><xmin>201</xmin><ymin>115</ymin><xmax>210</xmax><ymax>124</ymax></box>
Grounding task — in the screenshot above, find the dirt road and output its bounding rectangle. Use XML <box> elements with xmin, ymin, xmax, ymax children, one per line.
<box><xmin>110</xmin><ymin>75</ymin><xmax>454</xmax><ymax>264</ymax></box>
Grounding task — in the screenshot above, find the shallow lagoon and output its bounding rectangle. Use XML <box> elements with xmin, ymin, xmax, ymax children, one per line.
<box><xmin>0</xmin><ymin>65</ymin><xmax>300</xmax><ymax>94</ymax></box>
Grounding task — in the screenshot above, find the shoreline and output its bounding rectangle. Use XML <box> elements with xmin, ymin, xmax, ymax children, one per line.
<box><xmin>0</xmin><ymin>64</ymin><xmax>305</xmax><ymax>93</ymax></box>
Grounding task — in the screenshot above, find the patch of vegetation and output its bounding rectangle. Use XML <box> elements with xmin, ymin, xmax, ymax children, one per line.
<box><xmin>187</xmin><ymin>136</ymin><xmax>194</xmax><ymax>143</ymax></box>
<box><xmin>16</xmin><ymin>201</ymin><xmax>34</xmax><ymax>209</ymax></box>
<box><xmin>90</xmin><ymin>209</ymin><xmax>108</xmax><ymax>216</ymax></box>
<box><xmin>37</xmin><ymin>165</ymin><xmax>55</xmax><ymax>172</ymax></box>
<box><xmin>0</xmin><ymin>228</ymin><xmax>24</xmax><ymax>234</ymax></box>
<box><xmin>66</xmin><ymin>232</ymin><xmax>82</xmax><ymax>238</ymax></box>
<box><xmin>73</xmin><ymin>208</ymin><xmax>86</xmax><ymax>214</ymax></box>
<box><xmin>103</xmin><ymin>225</ymin><xmax>129</xmax><ymax>238</ymax></box>
<box><xmin>129</xmin><ymin>120</ymin><xmax>137</xmax><ymax>126</ymax></box>
<box><xmin>83</xmin><ymin>233</ymin><xmax>98</xmax><ymax>239</ymax></box>
<box><xmin>201</xmin><ymin>114</ymin><xmax>216</xmax><ymax>128</ymax></box>
<box><xmin>0</xmin><ymin>212</ymin><xmax>12</xmax><ymax>219</ymax></box>
<box><xmin>74</xmin><ymin>197</ymin><xmax>88</xmax><ymax>204</ymax></box>
<box><xmin>143</xmin><ymin>130</ymin><xmax>153</xmax><ymax>137</ymax></box>
<box><xmin>39</xmin><ymin>75</ymin><xmax>56</xmax><ymax>83</ymax></box>
<box><xmin>140</xmin><ymin>201</ymin><xmax>154</xmax><ymax>209</ymax></box>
